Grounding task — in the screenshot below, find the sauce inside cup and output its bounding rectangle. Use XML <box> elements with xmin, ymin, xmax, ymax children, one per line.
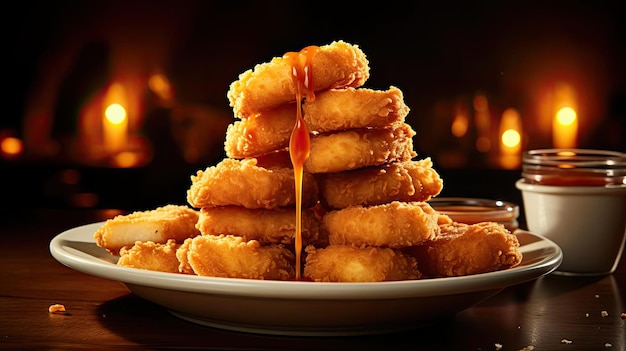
<box><xmin>428</xmin><ymin>197</ymin><xmax>519</xmax><ymax>232</ymax></box>
<box><xmin>521</xmin><ymin>149</ymin><xmax>626</xmax><ymax>187</ymax></box>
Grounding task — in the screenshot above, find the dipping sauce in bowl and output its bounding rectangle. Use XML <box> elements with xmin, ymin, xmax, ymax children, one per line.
<box><xmin>521</xmin><ymin>149</ymin><xmax>626</xmax><ymax>186</ymax></box>
<box><xmin>516</xmin><ymin>149</ymin><xmax>626</xmax><ymax>276</ymax></box>
<box><xmin>428</xmin><ymin>197</ymin><xmax>519</xmax><ymax>232</ymax></box>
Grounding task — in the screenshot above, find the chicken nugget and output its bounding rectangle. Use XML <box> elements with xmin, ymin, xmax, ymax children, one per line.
<box><xmin>228</xmin><ymin>40</ymin><xmax>370</xmax><ymax>118</ymax></box>
<box><xmin>187</xmin><ymin>158</ymin><xmax>319</xmax><ymax>209</ymax></box>
<box><xmin>117</xmin><ymin>240</ymin><xmax>182</xmax><ymax>273</ymax></box>
<box><xmin>405</xmin><ymin>222</ymin><xmax>523</xmax><ymax>277</ymax></box>
<box><xmin>304</xmin><ymin>123</ymin><xmax>416</xmax><ymax>174</ymax></box>
<box><xmin>224</xmin><ymin>86</ymin><xmax>409</xmax><ymax>159</ymax></box>
<box><xmin>182</xmin><ymin>234</ymin><xmax>295</xmax><ymax>280</ymax></box>
<box><xmin>303</xmin><ymin>245</ymin><xmax>420</xmax><ymax>282</ymax></box>
<box><xmin>324</xmin><ymin>201</ymin><xmax>439</xmax><ymax>248</ymax></box>
<box><xmin>317</xmin><ymin>158</ymin><xmax>443</xmax><ymax>209</ymax></box>
<box><xmin>94</xmin><ymin>205</ymin><xmax>200</xmax><ymax>255</ymax></box>
<box><xmin>196</xmin><ymin>206</ymin><xmax>320</xmax><ymax>246</ymax></box>
<box><xmin>176</xmin><ymin>237</ymin><xmax>195</xmax><ymax>274</ymax></box>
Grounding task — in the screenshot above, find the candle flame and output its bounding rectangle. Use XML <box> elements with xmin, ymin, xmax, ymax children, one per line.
<box><xmin>556</xmin><ymin>107</ymin><xmax>577</xmax><ymax>126</ymax></box>
<box><xmin>105</xmin><ymin>103</ymin><xmax>127</xmax><ymax>125</ymax></box>
<box><xmin>501</xmin><ymin>129</ymin><xmax>521</xmax><ymax>148</ymax></box>
<box><xmin>498</xmin><ymin>108</ymin><xmax>522</xmax><ymax>169</ymax></box>
<box><xmin>553</xmin><ymin>106</ymin><xmax>578</xmax><ymax>148</ymax></box>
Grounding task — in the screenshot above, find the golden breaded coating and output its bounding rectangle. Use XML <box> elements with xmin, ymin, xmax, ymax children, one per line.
<box><xmin>176</xmin><ymin>238</ymin><xmax>195</xmax><ymax>274</ymax></box>
<box><xmin>303</xmin><ymin>245</ymin><xmax>420</xmax><ymax>282</ymax></box>
<box><xmin>304</xmin><ymin>123</ymin><xmax>416</xmax><ymax>174</ymax></box>
<box><xmin>317</xmin><ymin>158</ymin><xmax>443</xmax><ymax>209</ymax></box>
<box><xmin>304</xmin><ymin>86</ymin><xmax>409</xmax><ymax>131</ymax></box>
<box><xmin>117</xmin><ymin>240</ymin><xmax>182</xmax><ymax>273</ymax></box>
<box><xmin>93</xmin><ymin>205</ymin><xmax>200</xmax><ymax>255</ymax></box>
<box><xmin>324</xmin><ymin>201</ymin><xmax>440</xmax><ymax>248</ymax></box>
<box><xmin>224</xmin><ymin>86</ymin><xmax>409</xmax><ymax>159</ymax></box>
<box><xmin>186</xmin><ymin>158</ymin><xmax>319</xmax><ymax>209</ymax></box>
<box><xmin>196</xmin><ymin>206</ymin><xmax>321</xmax><ymax>246</ymax></box>
<box><xmin>405</xmin><ymin>222</ymin><xmax>523</xmax><ymax>277</ymax></box>
<box><xmin>224</xmin><ymin>105</ymin><xmax>294</xmax><ymax>159</ymax></box>
<box><xmin>228</xmin><ymin>40</ymin><xmax>370</xmax><ymax>118</ymax></box>
<box><xmin>181</xmin><ymin>234</ymin><xmax>295</xmax><ymax>280</ymax></box>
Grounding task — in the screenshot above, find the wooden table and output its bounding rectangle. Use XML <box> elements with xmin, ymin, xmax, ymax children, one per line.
<box><xmin>1</xmin><ymin>208</ymin><xmax>625</xmax><ymax>350</ymax></box>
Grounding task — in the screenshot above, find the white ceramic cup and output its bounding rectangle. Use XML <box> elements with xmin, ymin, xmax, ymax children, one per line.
<box><xmin>516</xmin><ymin>179</ymin><xmax>626</xmax><ymax>276</ymax></box>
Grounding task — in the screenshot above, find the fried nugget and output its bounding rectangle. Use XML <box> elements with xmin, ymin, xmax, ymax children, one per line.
<box><xmin>224</xmin><ymin>86</ymin><xmax>409</xmax><ymax>159</ymax></box>
<box><xmin>93</xmin><ymin>205</ymin><xmax>200</xmax><ymax>255</ymax></box>
<box><xmin>117</xmin><ymin>240</ymin><xmax>182</xmax><ymax>273</ymax></box>
<box><xmin>228</xmin><ymin>40</ymin><xmax>370</xmax><ymax>118</ymax></box>
<box><xmin>304</xmin><ymin>123</ymin><xmax>416</xmax><ymax>174</ymax></box>
<box><xmin>405</xmin><ymin>222</ymin><xmax>523</xmax><ymax>277</ymax></box>
<box><xmin>186</xmin><ymin>158</ymin><xmax>319</xmax><ymax>209</ymax></box>
<box><xmin>317</xmin><ymin>158</ymin><xmax>443</xmax><ymax>209</ymax></box>
<box><xmin>324</xmin><ymin>201</ymin><xmax>440</xmax><ymax>248</ymax></box>
<box><xmin>180</xmin><ymin>234</ymin><xmax>295</xmax><ymax>280</ymax></box>
<box><xmin>303</xmin><ymin>245</ymin><xmax>420</xmax><ymax>282</ymax></box>
<box><xmin>196</xmin><ymin>206</ymin><xmax>321</xmax><ymax>246</ymax></box>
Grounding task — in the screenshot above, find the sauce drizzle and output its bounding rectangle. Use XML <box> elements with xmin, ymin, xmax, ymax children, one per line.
<box><xmin>285</xmin><ymin>46</ymin><xmax>318</xmax><ymax>280</ymax></box>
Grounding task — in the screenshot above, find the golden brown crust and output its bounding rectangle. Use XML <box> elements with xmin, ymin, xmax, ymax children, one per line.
<box><xmin>196</xmin><ymin>206</ymin><xmax>320</xmax><ymax>246</ymax></box>
<box><xmin>176</xmin><ymin>238</ymin><xmax>195</xmax><ymax>274</ymax></box>
<box><xmin>186</xmin><ymin>158</ymin><xmax>319</xmax><ymax>209</ymax></box>
<box><xmin>93</xmin><ymin>205</ymin><xmax>200</xmax><ymax>255</ymax></box>
<box><xmin>117</xmin><ymin>239</ymin><xmax>182</xmax><ymax>273</ymax></box>
<box><xmin>181</xmin><ymin>234</ymin><xmax>296</xmax><ymax>280</ymax></box>
<box><xmin>323</xmin><ymin>201</ymin><xmax>440</xmax><ymax>248</ymax></box>
<box><xmin>404</xmin><ymin>222</ymin><xmax>523</xmax><ymax>277</ymax></box>
<box><xmin>304</xmin><ymin>123</ymin><xmax>416</xmax><ymax>174</ymax></box>
<box><xmin>317</xmin><ymin>158</ymin><xmax>443</xmax><ymax>209</ymax></box>
<box><xmin>227</xmin><ymin>40</ymin><xmax>370</xmax><ymax>118</ymax></box>
<box><xmin>303</xmin><ymin>245</ymin><xmax>420</xmax><ymax>282</ymax></box>
<box><xmin>224</xmin><ymin>86</ymin><xmax>409</xmax><ymax>159</ymax></box>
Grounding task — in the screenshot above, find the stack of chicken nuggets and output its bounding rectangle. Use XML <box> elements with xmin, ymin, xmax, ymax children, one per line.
<box><xmin>95</xmin><ymin>40</ymin><xmax>523</xmax><ymax>281</ymax></box>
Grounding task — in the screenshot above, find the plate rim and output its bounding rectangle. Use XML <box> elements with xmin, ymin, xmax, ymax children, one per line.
<box><xmin>49</xmin><ymin>222</ymin><xmax>562</xmax><ymax>300</ymax></box>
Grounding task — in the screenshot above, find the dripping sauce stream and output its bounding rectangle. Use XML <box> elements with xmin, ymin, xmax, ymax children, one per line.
<box><xmin>285</xmin><ymin>46</ymin><xmax>317</xmax><ymax>280</ymax></box>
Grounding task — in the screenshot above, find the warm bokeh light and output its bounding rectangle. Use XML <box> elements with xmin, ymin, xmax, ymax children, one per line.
<box><xmin>498</xmin><ymin>108</ymin><xmax>522</xmax><ymax>169</ymax></box>
<box><xmin>502</xmin><ymin>129</ymin><xmax>521</xmax><ymax>148</ymax></box>
<box><xmin>556</xmin><ymin>107</ymin><xmax>577</xmax><ymax>126</ymax></box>
<box><xmin>112</xmin><ymin>151</ymin><xmax>142</xmax><ymax>168</ymax></box>
<box><xmin>553</xmin><ymin>106</ymin><xmax>578</xmax><ymax>148</ymax></box>
<box><xmin>148</xmin><ymin>73</ymin><xmax>175</xmax><ymax>106</ymax></box>
<box><xmin>451</xmin><ymin>113</ymin><xmax>469</xmax><ymax>138</ymax></box>
<box><xmin>102</xmin><ymin>84</ymin><xmax>129</xmax><ymax>156</ymax></box>
<box><xmin>473</xmin><ymin>93</ymin><xmax>491</xmax><ymax>153</ymax></box>
<box><xmin>105</xmin><ymin>103</ymin><xmax>127</xmax><ymax>124</ymax></box>
<box><xmin>0</xmin><ymin>136</ymin><xmax>24</xmax><ymax>158</ymax></box>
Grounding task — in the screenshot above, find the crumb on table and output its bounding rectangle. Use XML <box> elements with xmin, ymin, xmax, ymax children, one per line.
<box><xmin>48</xmin><ymin>304</ymin><xmax>66</xmax><ymax>314</ymax></box>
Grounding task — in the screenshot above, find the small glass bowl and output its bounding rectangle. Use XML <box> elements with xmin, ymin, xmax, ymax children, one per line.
<box><xmin>428</xmin><ymin>197</ymin><xmax>519</xmax><ymax>232</ymax></box>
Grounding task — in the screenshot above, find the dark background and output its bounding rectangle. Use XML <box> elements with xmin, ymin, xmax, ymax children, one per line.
<box><xmin>2</xmin><ymin>1</ymin><xmax>625</xmax><ymax>215</ymax></box>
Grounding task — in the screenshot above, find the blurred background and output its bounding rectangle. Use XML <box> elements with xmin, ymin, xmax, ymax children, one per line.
<box><xmin>2</xmin><ymin>0</ymin><xmax>624</xmax><ymax>216</ymax></box>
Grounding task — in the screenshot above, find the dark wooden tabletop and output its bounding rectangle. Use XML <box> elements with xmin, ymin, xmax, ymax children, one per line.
<box><xmin>1</xmin><ymin>208</ymin><xmax>625</xmax><ymax>351</ymax></box>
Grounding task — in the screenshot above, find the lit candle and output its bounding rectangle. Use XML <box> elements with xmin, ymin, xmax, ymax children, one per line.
<box><xmin>499</xmin><ymin>108</ymin><xmax>522</xmax><ymax>169</ymax></box>
<box><xmin>103</xmin><ymin>103</ymin><xmax>127</xmax><ymax>154</ymax></box>
<box><xmin>552</xmin><ymin>106</ymin><xmax>578</xmax><ymax>148</ymax></box>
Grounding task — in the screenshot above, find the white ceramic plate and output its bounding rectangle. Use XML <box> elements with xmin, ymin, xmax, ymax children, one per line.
<box><xmin>50</xmin><ymin>222</ymin><xmax>562</xmax><ymax>336</ymax></box>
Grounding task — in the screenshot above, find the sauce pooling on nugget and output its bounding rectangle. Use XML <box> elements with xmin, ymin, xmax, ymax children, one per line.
<box><xmin>285</xmin><ymin>46</ymin><xmax>318</xmax><ymax>280</ymax></box>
